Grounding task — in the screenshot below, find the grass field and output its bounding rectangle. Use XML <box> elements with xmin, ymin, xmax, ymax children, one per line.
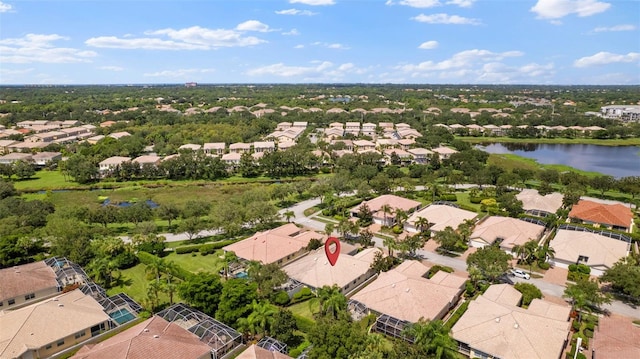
<box><xmin>289</xmin><ymin>299</ymin><xmax>319</xmax><ymax>321</ymax></box>
<box><xmin>164</xmin><ymin>250</ymin><xmax>225</xmax><ymax>274</ymax></box>
<box><xmin>459</xmin><ymin>136</ymin><xmax>640</xmax><ymax>146</ymax></box>
<box><xmin>487</xmin><ymin>154</ymin><xmax>605</xmax><ymax>177</ymax></box>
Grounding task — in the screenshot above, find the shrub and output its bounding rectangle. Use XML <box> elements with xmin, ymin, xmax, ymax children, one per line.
<box><xmin>427</xmin><ymin>265</ymin><xmax>454</xmax><ymax>278</ymax></box>
<box><xmin>585</xmin><ymin>329</ymin><xmax>594</xmax><ymax>338</ymax></box>
<box><xmin>514</xmin><ymin>282</ymin><xmax>543</xmax><ymax>307</ymax></box>
<box><xmin>538</xmin><ymin>262</ymin><xmax>550</xmax><ymax>270</ymax></box>
<box><xmin>175</xmin><ymin>244</ymin><xmax>202</xmax><ymax>254</ymax></box>
<box><xmin>470</xmin><ymin>196</ymin><xmax>483</xmax><ymax>204</ymax></box>
<box><xmin>292</xmin><ymin>287</ymin><xmax>314</xmax><ymax>303</ymax></box>
<box><xmin>572</xmin><ymin>320</ymin><xmax>581</xmax><ymax>331</ymax></box>
<box><xmin>392</xmin><ymin>225</ymin><xmax>403</xmax><ymax>234</ymax></box>
<box><xmin>438</xmin><ymin>194</ymin><xmax>458</xmax><ymax>202</ymax></box>
<box><xmin>295</xmin><ymin>315</ymin><xmax>315</xmax><ymax>333</ymax></box>
<box><xmin>137</xmin><ymin>251</ymin><xmax>157</xmax><ymax>265</ymax></box>
<box><xmin>576</xmin><ymin>353</ymin><xmax>586</xmax><ymax>359</ymax></box>
<box><xmin>272</xmin><ymin>290</ymin><xmax>290</xmax><ymax>306</ymax></box>
<box><xmin>577</xmin><ymin>264</ymin><xmax>591</xmax><ymax>275</ymax></box>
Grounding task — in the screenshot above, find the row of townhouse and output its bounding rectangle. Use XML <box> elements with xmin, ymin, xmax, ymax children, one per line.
<box><xmin>323</xmin><ymin>121</ymin><xmax>422</xmax><ymax>140</ymax></box>
<box><xmin>0</xmin><ymin>151</ymin><xmax>62</xmax><ymax>166</ymax></box>
<box><xmin>600</xmin><ymin>105</ymin><xmax>640</xmax><ymax>122</ymax></box>
<box><xmin>15</xmin><ymin>120</ymin><xmax>83</xmax><ymax>133</ymax></box>
<box><xmin>437</xmin><ymin>123</ymin><xmax>606</xmax><ymax>136</ymax></box>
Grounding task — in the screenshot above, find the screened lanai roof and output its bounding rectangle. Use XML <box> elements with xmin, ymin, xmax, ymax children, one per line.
<box><xmin>44</xmin><ymin>256</ymin><xmax>90</xmax><ymax>285</ymax></box>
<box><xmin>257</xmin><ymin>336</ymin><xmax>288</xmax><ymax>354</ymax></box>
<box><xmin>374</xmin><ymin>314</ymin><xmax>414</xmax><ymax>343</ymax></box>
<box><xmin>157</xmin><ymin>303</ymin><xmax>242</xmax><ymax>355</ymax></box>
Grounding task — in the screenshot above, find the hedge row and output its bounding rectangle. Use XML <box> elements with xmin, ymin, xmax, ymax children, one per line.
<box><xmin>173</xmin><ymin>240</ymin><xmax>237</xmax><ymax>255</ymax></box>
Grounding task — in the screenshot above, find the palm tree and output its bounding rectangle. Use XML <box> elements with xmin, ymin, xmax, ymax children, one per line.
<box><xmin>512</xmin><ymin>244</ymin><xmax>527</xmax><ymax>263</ymax></box>
<box><xmin>536</xmin><ymin>244</ymin><xmax>555</xmax><ymax>264</ymax></box>
<box><xmin>324</xmin><ymin>223</ymin><xmax>335</xmax><ymax>237</ymax></box>
<box><xmin>383</xmin><ymin>236</ymin><xmax>398</xmax><ymax>259</ymax></box>
<box><xmin>404</xmin><ymin>319</ymin><xmax>457</xmax><ymax>359</ymax></box>
<box><xmin>163</xmin><ymin>261</ymin><xmax>180</xmax><ymax>305</ymax></box>
<box><xmin>145</xmin><ymin>257</ymin><xmax>166</xmax><ymax>283</ymax></box>
<box><xmin>415</xmin><ymin>216</ymin><xmax>430</xmax><ymax>234</ymax></box>
<box><xmin>395</xmin><ymin>208</ymin><xmax>408</xmax><ymax>228</ymax></box>
<box><xmin>244</xmin><ymin>300</ymin><xmax>277</xmax><ymax>338</ymax></box>
<box><xmin>317</xmin><ymin>285</ymin><xmax>348</xmax><ymax>320</ymax></box>
<box><xmin>380</xmin><ymin>204</ymin><xmax>394</xmax><ymax>227</ymax></box>
<box><xmin>223</xmin><ymin>251</ymin><xmax>238</xmax><ymax>279</ymax></box>
<box><xmin>282</xmin><ymin>210</ymin><xmax>295</xmax><ymax>223</ymax></box>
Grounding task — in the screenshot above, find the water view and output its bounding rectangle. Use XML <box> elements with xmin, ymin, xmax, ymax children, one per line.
<box><xmin>479</xmin><ymin>143</ymin><xmax>640</xmax><ymax>178</ymax></box>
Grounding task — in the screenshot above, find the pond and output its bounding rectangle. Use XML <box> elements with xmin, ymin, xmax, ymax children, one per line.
<box><xmin>478</xmin><ymin>143</ymin><xmax>640</xmax><ymax>178</ymax></box>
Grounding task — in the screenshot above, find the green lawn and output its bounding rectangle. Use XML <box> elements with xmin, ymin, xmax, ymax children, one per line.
<box><xmin>13</xmin><ymin>170</ymin><xmax>83</xmax><ymax>191</ymax></box>
<box><xmin>164</xmin><ymin>250</ymin><xmax>225</xmax><ymax>274</ymax></box>
<box><xmin>488</xmin><ymin>153</ymin><xmax>604</xmax><ymax>177</ymax></box>
<box><xmin>289</xmin><ymin>299</ymin><xmax>319</xmax><ymax>321</ymax></box>
<box><xmin>107</xmin><ymin>263</ymin><xmax>153</xmax><ymax>302</ymax></box>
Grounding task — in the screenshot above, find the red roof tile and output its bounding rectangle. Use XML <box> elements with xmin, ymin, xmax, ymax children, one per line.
<box><xmin>568</xmin><ymin>200</ymin><xmax>633</xmax><ymax>229</ymax></box>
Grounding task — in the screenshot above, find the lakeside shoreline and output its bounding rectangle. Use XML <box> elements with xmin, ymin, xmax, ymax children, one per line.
<box><xmin>458</xmin><ymin>137</ymin><xmax>640</xmax><ymax>147</ymax></box>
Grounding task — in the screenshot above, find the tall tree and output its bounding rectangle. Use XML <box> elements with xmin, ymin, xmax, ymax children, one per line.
<box><xmin>178</xmin><ymin>273</ymin><xmax>223</xmax><ymax>316</ymax></box>
<box><xmin>466</xmin><ymin>245</ymin><xmax>512</xmax><ymax>283</ymax></box>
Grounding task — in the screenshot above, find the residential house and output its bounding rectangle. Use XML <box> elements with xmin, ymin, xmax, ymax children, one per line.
<box><xmin>282</xmin><ymin>247</ymin><xmax>381</xmax><ymax>295</ymax></box>
<box><xmin>229</xmin><ymin>142</ymin><xmax>252</xmax><ymax>154</ymax></box>
<box><xmin>0</xmin><ymin>290</ymin><xmax>113</xmax><ymax>359</ymax></box>
<box><xmin>277</xmin><ymin>141</ymin><xmax>296</xmax><ymax>151</ymax></box>
<box><xmin>397</xmin><ymin>138</ymin><xmax>415</xmax><ymax>150</ymax></box>
<box><xmin>276</xmin><ymin>122</ymin><xmax>292</xmax><ymax>131</ymax></box>
<box><xmin>179</xmin><ymin>143</ymin><xmax>202</xmax><ymax>152</ymax></box>
<box><xmin>345</xmin><ymin>122</ymin><xmax>361</xmax><ymax>136</ymax></box>
<box><xmin>25</xmin><ymin>130</ymin><xmax>67</xmax><ymax>143</ymax></box>
<box><xmin>516</xmin><ymin>189</ymin><xmax>564</xmax><ymax>217</ymax></box>
<box><xmin>0</xmin><ymin>261</ymin><xmax>59</xmax><ymax>309</ymax></box>
<box><xmin>108</xmin><ymin>131</ymin><xmax>131</xmax><ymax>140</ymax></box>
<box><xmin>222</xmin><ymin>223</ymin><xmax>325</xmax><ymax>266</ymax></box>
<box><xmin>328</xmin><ymin>122</ymin><xmax>344</xmax><ymax>129</ymax></box>
<box><xmin>32</xmin><ymin>151</ymin><xmax>62</xmax><ymax>166</ymax></box>
<box><xmin>469</xmin><ymin>216</ymin><xmax>545</xmax><ymax>253</ymax></box>
<box><xmin>8</xmin><ymin>141</ymin><xmax>49</xmax><ymax>152</ymax></box>
<box><xmin>100</xmin><ymin>120</ymin><xmax>117</xmax><ymax>128</ymax></box>
<box><xmin>323</xmin><ymin>127</ymin><xmax>344</xmax><ymax>139</ymax></box>
<box><xmin>351</xmin><ymin>261</ymin><xmax>465</xmax><ymax>325</ymax></box>
<box><xmin>550</xmin><ymin>228</ymin><xmax>630</xmax><ymax>276</ymax></box>
<box><xmin>330</xmin><ymin>139</ymin><xmax>354</xmax><ymax>152</ymax></box>
<box><xmin>353</xmin><ymin>139</ymin><xmax>376</xmax><ymax>152</ymax></box>
<box><xmin>407</xmin><ymin>148</ymin><xmax>433</xmax><ymax>164</ymax></box>
<box><xmin>71</xmin><ymin>316</ymin><xmax>212</xmax><ymax>359</ymax></box>
<box><xmin>378</xmin><ymin>122</ymin><xmax>394</xmax><ymax>130</ymax></box>
<box><xmin>592</xmin><ymin>314</ymin><xmax>640</xmax><ymax>359</ymax></box>
<box><xmin>221</xmin><ymin>152</ymin><xmax>242</xmax><ymax>166</ymax></box>
<box><xmin>568</xmin><ymin>199</ymin><xmax>634</xmax><ymax>232</ymax></box>
<box><xmin>397</xmin><ymin>128</ymin><xmax>422</xmax><ymax>139</ymax></box>
<box><xmin>86</xmin><ymin>135</ymin><xmax>105</xmax><ymax>145</ymax></box>
<box><xmin>0</xmin><ymin>140</ymin><xmax>17</xmax><ymax>154</ymax></box>
<box><xmin>362</xmin><ymin>122</ymin><xmax>377</xmax><ymax>136</ymax></box>
<box><xmin>351</xmin><ymin>194</ymin><xmax>422</xmax><ymax>226</ymax></box>
<box><xmin>431</xmin><ymin>146</ymin><xmax>458</xmax><ymax>160</ymax></box>
<box><xmin>292</xmin><ymin>121</ymin><xmax>307</xmax><ymax>128</ymax></box>
<box><xmin>452</xmin><ymin>284</ymin><xmax>571</xmax><ymax>359</ymax></box>
<box><xmin>376</xmin><ymin>138</ymin><xmax>398</xmax><ymax>150</ymax></box>
<box><xmin>383</xmin><ymin>149</ymin><xmax>412</xmax><ymax>165</ymax></box>
<box><xmin>405</xmin><ymin>204</ymin><xmax>477</xmax><ymax>234</ymax></box>
<box><xmin>132</xmin><ymin>155</ymin><xmax>162</xmax><ymax>167</ymax></box>
<box><xmin>99</xmin><ymin>156</ymin><xmax>131</xmax><ymax>173</ymax></box>
<box><xmin>236</xmin><ymin>344</ymin><xmax>292</xmax><ymax>359</ymax></box>
<box><xmin>0</xmin><ymin>152</ymin><xmax>33</xmax><ymax>165</ymax></box>
<box><xmin>203</xmin><ymin>142</ymin><xmax>226</xmax><ymax>156</ymax></box>
<box><xmin>253</xmin><ymin>141</ymin><xmax>276</xmax><ymax>153</ymax></box>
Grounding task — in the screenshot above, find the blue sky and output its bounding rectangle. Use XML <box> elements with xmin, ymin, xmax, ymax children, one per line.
<box><xmin>0</xmin><ymin>0</ymin><xmax>638</xmax><ymax>85</ymax></box>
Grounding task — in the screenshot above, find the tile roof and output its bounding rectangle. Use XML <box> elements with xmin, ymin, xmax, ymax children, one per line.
<box><xmin>516</xmin><ymin>189</ymin><xmax>564</xmax><ymax>214</ymax></box>
<box><xmin>72</xmin><ymin>316</ymin><xmax>211</xmax><ymax>359</ymax></box>
<box><xmin>351</xmin><ymin>261</ymin><xmax>465</xmax><ymax>322</ymax></box>
<box><xmin>282</xmin><ymin>247</ymin><xmax>380</xmax><ymax>290</ymax></box>
<box><xmin>235</xmin><ymin>344</ymin><xmax>292</xmax><ymax>359</ymax></box>
<box><xmin>0</xmin><ymin>261</ymin><xmax>58</xmax><ymax>302</ymax></box>
<box><xmin>592</xmin><ymin>314</ymin><xmax>640</xmax><ymax>359</ymax></box>
<box><xmin>470</xmin><ymin>216</ymin><xmax>545</xmax><ymax>250</ymax></box>
<box><xmin>569</xmin><ymin>200</ymin><xmax>633</xmax><ymax>229</ymax></box>
<box><xmin>452</xmin><ymin>285</ymin><xmax>571</xmax><ymax>359</ymax></box>
<box><xmin>354</xmin><ymin>194</ymin><xmax>421</xmax><ymax>216</ymax></box>
<box><xmin>406</xmin><ymin>204</ymin><xmax>477</xmax><ymax>233</ymax></box>
<box><xmin>0</xmin><ymin>290</ymin><xmax>111</xmax><ymax>358</ymax></box>
<box><xmin>223</xmin><ymin>224</ymin><xmax>324</xmax><ymax>264</ymax></box>
<box><xmin>550</xmin><ymin>229</ymin><xmax>630</xmax><ymax>270</ymax></box>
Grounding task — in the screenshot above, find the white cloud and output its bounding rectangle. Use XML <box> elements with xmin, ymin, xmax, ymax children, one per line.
<box><xmin>412</xmin><ymin>13</ymin><xmax>481</xmax><ymax>25</ymax></box>
<box><xmin>0</xmin><ymin>1</ymin><xmax>12</xmax><ymax>12</ymax></box>
<box><xmin>246</xmin><ymin>61</ymin><xmax>369</xmax><ymax>80</ymax></box>
<box><xmin>446</xmin><ymin>0</ymin><xmax>476</xmax><ymax>7</ymax></box>
<box><xmin>283</xmin><ymin>28</ymin><xmax>300</xmax><ymax>36</ymax></box>
<box><xmin>397</xmin><ymin>49</ymin><xmax>523</xmax><ymax>72</ymax></box>
<box><xmin>236</xmin><ymin>20</ymin><xmax>273</xmax><ymax>32</ymax></box>
<box><xmin>275</xmin><ymin>8</ymin><xmax>318</xmax><ymax>15</ymax></box>
<box><xmin>531</xmin><ymin>0</ymin><xmax>611</xmax><ymax>20</ymax></box>
<box><xmin>418</xmin><ymin>40</ymin><xmax>439</xmax><ymax>49</ymax></box>
<box><xmin>393</xmin><ymin>0</ymin><xmax>441</xmax><ymax>8</ymax></box>
<box><xmin>144</xmin><ymin>68</ymin><xmax>215</xmax><ymax>78</ymax></box>
<box><xmin>294</xmin><ymin>44</ymin><xmax>305</xmax><ymax>49</ymax></box>
<box><xmin>98</xmin><ymin>66</ymin><xmax>124</xmax><ymax>71</ymax></box>
<box><xmin>289</xmin><ymin>0</ymin><xmax>335</xmax><ymax>5</ymax></box>
<box><xmin>574</xmin><ymin>52</ymin><xmax>640</xmax><ymax>67</ymax></box>
<box><xmin>478</xmin><ymin>62</ymin><xmax>555</xmax><ymax>82</ymax></box>
<box><xmin>0</xmin><ymin>33</ymin><xmax>97</xmax><ymax>63</ymax></box>
<box><xmin>312</xmin><ymin>42</ymin><xmax>350</xmax><ymax>49</ymax></box>
<box><xmin>592</xmin><ymin>24</ymin><xmax>636</xmax><ymax>32</ymax></box>
<box><xmin>86</xmin><ymin>26</ymin><xmax>266</xmax><ymax>50</ymax></box>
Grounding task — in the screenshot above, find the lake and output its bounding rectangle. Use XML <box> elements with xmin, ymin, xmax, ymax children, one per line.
<box><xmin>478</xmin><ymin>143</ymin><xmax>640</xmax><ymax>178</ymax></box>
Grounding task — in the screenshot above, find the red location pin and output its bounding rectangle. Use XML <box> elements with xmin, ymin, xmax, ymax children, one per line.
<box><xmin>324</xmin><ymin>237</ymin><xmax>340</xmax><ymax>266</ymax></box>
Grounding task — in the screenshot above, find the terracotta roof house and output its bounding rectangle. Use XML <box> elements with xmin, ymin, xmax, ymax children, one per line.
<box><xmin>0</xmin><ymin>290</ymin><xmax>113</xmax><ymax>359</ymax></box>
<box><xmin>549</xmin><ymin>228</ymin><xmax>630</xmax><ymax>276</ymax></box>
<box><xmin>328</xmin><ymin>122</ymin><xmax>344</xmax><ymax>129</ymax></box>
<box><xmin>469</xmin><ymin>216</ymin><xmax>545</xmax><ymax>252</ymax></box>
<box><xmin>86</xmin><ymin>135</ymin><xmax>105</xmax><ymax>145</ymax></box>
<box><xmin>72</xmin><ymin>316</ymin><xmax>212</xmax><ymax>359</ymax></box>
<box><xmin>179</xmin><ymin>143</ymin><xmax>202</xmax><ymax>152</ymax></box>
<box><xmin>282</xmin><ymin>247</ymin><xmax>381</xmax><ymax>295</ymax></box>
<box><xmin>351</xmin><ymin>194</ymin><xmax>422</xmax><ymax>227</ymax></box>
<box><xmin>568</xmin><ymin>199</ymin><xmax>634</xmax><ymax>232</ymax></box>
<box><xmin>222</xmin><ymin>223</ymin><xmax>325</xmax><ymax>266</ymax></box>
<box><xmin>0</xmin><ymin>140</ymin><xmax>17</xmax><ymax>154</ymax></box>
<box><xmin>276</xmin><ymin>122</ymin><xmax>292</xmax><ymax>130</ymax></box>
<box><xmin>0</xmin><ymin>261</ymin><xmax>59</xmax><ymax>309</ymax></box>
<box><xmin>108</xmin><ymin>131</ymin><xmax>131</xmax><ymax>140</ymax></box>
<box><xmin>132</xmin><ymin>155</ymin><xmax>161</xmax><ymax>167</ymax></box>
<box><xmin>516</xmin><ymin>189</ymin><xmax>564</xmax><ymax>216</ymax></box>
<box><xmin>397</xmin><ymin>138</ymin><xmax>415</xmax><ymax>150</ymax></box>
<box><xmin>292</xmin><ymin>121</ymin><xmax>307</xmax><ymax>128</ymax></box>
<box><xmin>236</xmin><ymin>344</ymin><xmax>292</xmax><ymax>359</ymax></box>
<box><xmin>451</xmin><ymin>284</ymin><xmax>571</xmax><ymax>359</ymax></box>
<box><xmin>351</xmin><ymin>261</ymin><xmax>465</xmax><ymax>324</ymax></box>
<box><xmin>592</xmin><ymin>314</ymin><xmax>640</xmax><ymax>359</ymax></box>
<box><xmin>405</xmin><ymin>204</ymin><xmax>477</xmax><ymax>234</ymax></box>
<box><xmin>253</xmin><ymin>141</ymin><xmax>276</xmax><ymax>153</ymax></box>
<box><xmin>323</xmin><ymin>127</ymin><xmax>344</xmax><ymax>139</ymax></box>
<box><xmin>397</xmin><ymin>128</ymin><xmax>422</xmax><ymax>139</ymax></box>
<box><xmin>407</xmin><ymin>148</ymin><xmax>433</xmax><ymax>164</ymax></box>
<box><xmin>221</xmin><ymin>152</ymin><xmax>242</xmax><ymax>165</ymax></box>
<box><xmin>32</xmin><ymin>151</ymin><xmax>62</xmax><ymax>166</ymax></box>
<box><xmin>0</xmin><ymin>152</ymin><xmax>33</xmax><ymax>165</ymax></box>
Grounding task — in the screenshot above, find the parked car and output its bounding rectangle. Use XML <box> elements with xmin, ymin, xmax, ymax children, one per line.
<box><xmin>509</xmin><ymin>269</ymin><xmax>530</xmax><ymax>280</ymax></box>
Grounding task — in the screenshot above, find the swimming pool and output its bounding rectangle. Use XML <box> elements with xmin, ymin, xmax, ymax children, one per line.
<box><xmin>109</xmin><ymin>308</ymin><xmax>136</xmax><ymax>325</ymax></box>
<box><xmin>235</xmin><ymin>272</ymin><xmax>248</xmax><ymax>279</ymax></box>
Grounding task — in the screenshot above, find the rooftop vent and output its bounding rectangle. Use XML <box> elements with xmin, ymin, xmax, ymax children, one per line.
<box><xmin>143</xmin><ymin>329</ymin><xmax>149</xmax><ymax>332</ymax></box>
<box><xmin>58</xmin><ymin>304</ymin><xmax>64</xmax><ymax>307</ymax></box>
<box><xmin>514</xmin><ymin>323</ymin><xmax>519</xmax><ymax>329</ymax></box>
<box><xmin>405</xmin><ymin>288</ymin><xmax>410</xmax><ymax>292</ymax></box>
<box><xmin>495</xmin><ymin>317</ymin><xmax>500</xmax><ymax>323</ymax></box>
<box><xmin>153</xmin><ymin>335</ymin><xmax>160</xmax><ymax>338</ymax></box>
<box><xmin>391</xmin><ymin>283</ymin><xmax>396</xmax><ymax>288</ymax></box>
